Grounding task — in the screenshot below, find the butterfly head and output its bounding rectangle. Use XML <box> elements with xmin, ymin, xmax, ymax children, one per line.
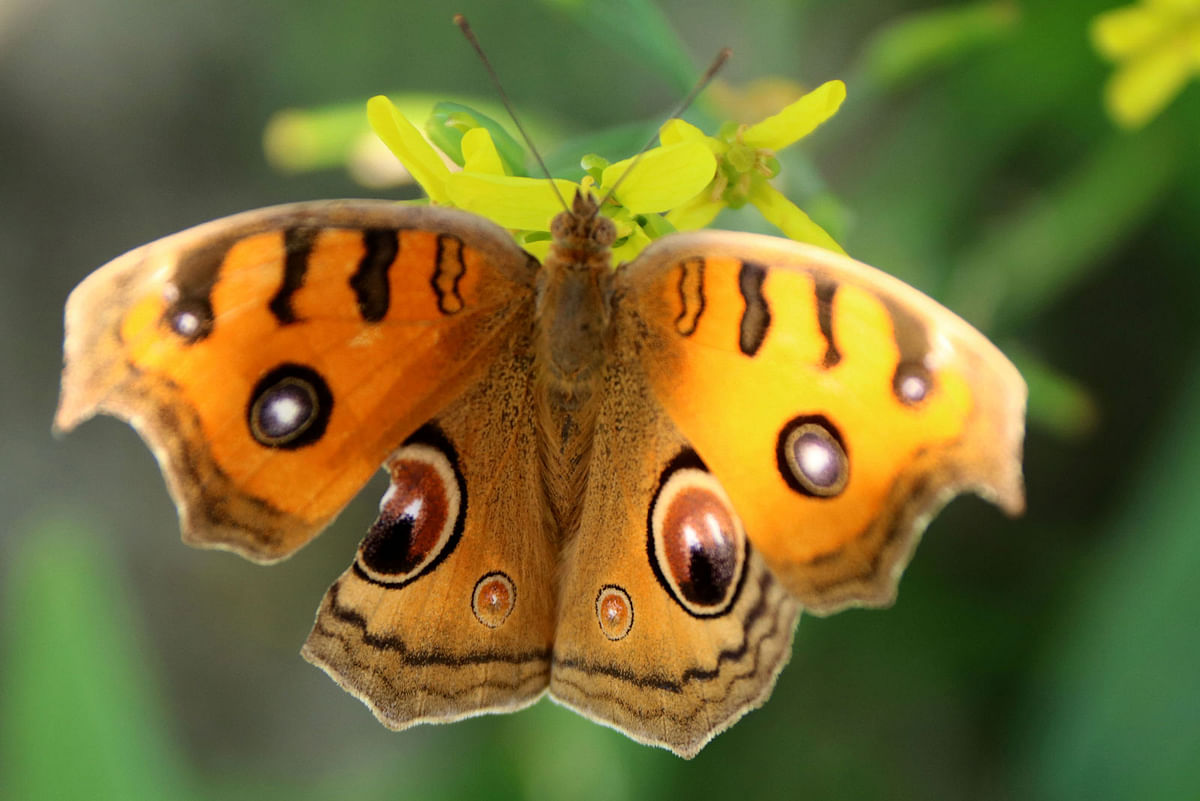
<box><xmin>549</xmin><ymin>190</ymin><xmax>617</xmax><ymax>268</ymax></box>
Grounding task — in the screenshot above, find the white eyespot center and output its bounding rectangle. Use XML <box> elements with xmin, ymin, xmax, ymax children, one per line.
<box><xmin>899</xmin><ymin>374</ymin><xmax>928</xmax><ymax>403</ymax></box>
<box><xmin>796</xmin><ymin>435</ymin><xmax>838</xmax><ymax>486</ymax></box>
<box><xmin>264</xmin><ymin>394</ymin><xmax>305</xmax><ymax>432</ymax></box>
<box><xmin>173</xmin><ymin>311</ymin><xmax>200</xmax><ymax>337</ymax></box>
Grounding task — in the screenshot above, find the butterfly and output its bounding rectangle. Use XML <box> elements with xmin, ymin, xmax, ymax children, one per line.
<box><xmin>56</xmin><ymin>189</ymin><xmax>1025</xmax><ymax>758</ymax></box>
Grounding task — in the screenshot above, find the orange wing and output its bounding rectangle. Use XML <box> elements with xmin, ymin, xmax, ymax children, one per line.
<box><xmin>57</xmin><ymin>200</ymin><xmax>536</xmax><ymax>562</ymax></box>
<box><xmin>618</xmin><ymin>231</ymin><xmax>1025</xmax><ymax>614</ymax></box>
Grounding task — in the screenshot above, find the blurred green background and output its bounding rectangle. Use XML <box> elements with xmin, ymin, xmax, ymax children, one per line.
<box><xmin>3</xmin><ymin>0</ymin><xmax>1199</xmax><ymax>798</ymax></box>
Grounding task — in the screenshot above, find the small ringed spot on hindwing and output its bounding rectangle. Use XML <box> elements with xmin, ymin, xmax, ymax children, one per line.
<box><xmin>737</xmin><ymin>261</ymin><xmax>770</xmax><ymax>356</ymax></box>
<box><xmin>646</xmin><ymin>450</ymin><xmax>747</xmax><ymax>618</ymax></box>
<box><xmin>776</xmin><ymin>415</ymin><xmax>849</xmax><ymax>498</ymax></box>
<box><xmin>247</xmin><ymin>363</ymin><xmax>333</xmax><ymax>449</ymax></box>
<box><xmin>472</xmin><ymin>571</ymin><xmax>516</xmax><ymax>629</ymax></box>
<box><xmin>350</xmin><ymin>229</ymin><xmax>399</xmax><ymax>323</ymax></box>
<box><xmin>815</xmin><ymin>279</ymin><xmax>842</xmax><ymax>367</ymax></box>
<box><xmin>595</xmin><ymin>585</ymin><xmax>634</xmax><ymax>640</ymax></box>
<box><xmin>268</xmin><ymin>227</ymin><xmax>318</xmax><ymax>324</ymax></box>
<box><xmin>674</xmin><ymin>257</ymin><xmax>706</xmax><ymax>336</ymax></box>
<box><xmin>354</xmin><ymin>424</ymin><xmax>467</xmax><ymax>589</ymax></box>
<box><xmin>432</xmin><ymin>234</ymin><xmax>467</xmax><ymax>315</ymax></box>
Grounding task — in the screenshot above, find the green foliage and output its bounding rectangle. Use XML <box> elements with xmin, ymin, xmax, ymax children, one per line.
<box><xmin>2</xmin><ymin>519</ymin><xmax>193</xmax><ymax>801</ymax></box>
<box><xmin>1022</xmin><ymin>357</ymin><xmax>1200</xmax><ymax>800</ymax></box>
<box><xmin>426</xmin><ymin>102</ymin><xmax>530</xmax><ymax>176</ymax></box>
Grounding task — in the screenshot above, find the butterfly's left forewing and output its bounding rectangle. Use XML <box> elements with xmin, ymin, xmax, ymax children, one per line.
<box><xmin>56</xmin><ymin>201</ymin><xmax>537</xmax><ymax>562</ymax></box>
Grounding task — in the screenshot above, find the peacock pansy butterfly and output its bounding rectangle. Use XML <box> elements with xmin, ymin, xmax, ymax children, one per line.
<box><xmin>57</xmin><ymin>188</ymin><xmax>1025</xmax><ymax>757</ymax></box>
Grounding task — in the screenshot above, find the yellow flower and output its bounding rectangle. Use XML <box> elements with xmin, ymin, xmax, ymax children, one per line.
<box><xmin>369</xmin><ymin>95</ymin><xmax>716</xmax><ymax>261</ymax></box>
<box><xmin>366</xmin><ymin>79</ymin><xmax>847</xmax><ymax>261</ymax></box>
<box><xmin>661</xmin><ymin>79</ymin><xmax>847</xmax><ymax>254</ymax></box>
<box><xmin>1091</xmin><ymin>0</ymin><xmax>1200</xmax><ymax>129</ymax></box>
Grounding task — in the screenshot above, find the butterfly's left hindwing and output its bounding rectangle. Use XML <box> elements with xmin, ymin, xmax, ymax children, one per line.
<box><xmin>56</xmin><ymin>201</ymin><xmax>537</xmax><ymax>562</ymax></box>
<box><xmin>303</xmin><ymin>316</ymin><xmax>558</xmax><ymax>726</ymax></box>
<box><xmin>619</xmin><ymin>231</ymin><xmax>1026</xmax><ymax>614</ymax></box>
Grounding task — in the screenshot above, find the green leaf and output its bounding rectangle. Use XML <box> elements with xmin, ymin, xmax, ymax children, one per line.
<box><xmin>2</xmin><ymin>517</ymin><xmax>194</xmax><ymax>801</ymax></box>
<box><xmin>1008</xmin><ymin>345</ymin><xmax>1098</xmax><ymax>438</ymax></box>
<box><xmin>537</xmin><ymin>0</ymin><xmax>697</xmax><ymax>93</ymax></box>
<box><xmin>263</xmin><ymin>102</ymin><xmax>376</xmax><ymax>172</ymax></box>
<box><xmin>860</xmin><ymin>0</ymin><xmax>1019</xmax><ymax>90</ymax></box>
<box><xmin>945</xmin><ymin>124</ymin><xmax>1181</xmax><ymax>333</ymax></box>
<box><xmin>427</xmin><ymin>101</ymin><xmax>530</xmax><ymax>176</ymax></box>
<box><xmin>1021</xmin><ymin>354</ymin><xmax>1200</xmax><ymax>800</ymax></box>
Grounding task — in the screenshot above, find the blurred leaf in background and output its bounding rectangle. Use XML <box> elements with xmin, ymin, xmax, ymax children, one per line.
<box><xmin>1021</xmin><ymin>353</ymin><xmax>1200</xmax><ymax>800</ymax></box>
<box><xmin>2</xmin><ymin>518</ymin><xmax>195</xmax><ymax>801</ymax></box>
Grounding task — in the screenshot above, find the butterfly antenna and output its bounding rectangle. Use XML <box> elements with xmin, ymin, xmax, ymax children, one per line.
<box><xmin>454</xmin><ymin>14</ymin><xmax>570</xmax><ymax>214</ymax></box>
<box><xmin>595</xmin><ymin>47</ymin><xmax>731</xmax><ymax>219</ymax></box>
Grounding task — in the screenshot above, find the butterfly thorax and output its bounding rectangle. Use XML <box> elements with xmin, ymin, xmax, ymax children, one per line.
<box><xmin>533</xmin><ymin>193</ymin><xmax>617</xmax><ymax>542</ymax></box>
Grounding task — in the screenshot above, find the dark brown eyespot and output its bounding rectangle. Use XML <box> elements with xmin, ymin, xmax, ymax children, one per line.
<box><xmin>776</xmin><ymin>415</ymin><xmax>849</xmax><ymax>498</ymax></box>
<box><xmin>595</xmin><ymin>585</ymin><xmax>634</xmax><ymax>640</ymax></box>
<box><xmin>247</xmin><ymin>364</ymin><xmax>332</xmax><ymax>449</ymax></box>
<box><xmin>161</xmin><ymin>274</ymin><xmax>216</xmax><ymax>344</ymax></box>
<box><xmin>472</xmin><ymin>571</ymin><xmax>516</xmax><ymax>628</ymax></box>
<box><xmin>893</xmin><ymin>360</ymin><xmax>934</xmax><ymax>405</ymax></box>
<box><xmin>164</xmin><ymin>297</ymin><xmax>214</xmax><ymax>342</ymax></box>
<box><xmin>647</xmin><ymin>451</ymin><xmax>746</xmax><ymax>617</ymax></box>
<box><xmin>355</xmin><ymin>425</ymin><xmax>465</xmax><ymax>588</ymax></box>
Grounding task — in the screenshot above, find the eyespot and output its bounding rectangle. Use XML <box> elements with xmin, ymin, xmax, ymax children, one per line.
<box><xmin>247</xmin><ymin>364</ymin><xmax>332</xmax><ymax>449</ymax></box>
<box><xmin>893</xmin><ymin>360</ymin><xmax>934</xmax><ymax>405</ymax></box>
<box><xmin>163</xmin><ymin>296</ymin><xmax>213</xmax><ymax>343</ymax></box>
<box><xmin>595</xmin><ymin>585</ymin><xmax>633</xmax><ymax>640</ymax></box>
<box><xmin>647</xmin><ymin>451</ymin><xmax>746</xmax><ymax>618</ymax></box>
<box><xmin>472</xmin><ymin>571</ymin><xmax>515</xmax><ymax>629</ymax></box>
<box><xmin>354</xmin><ymin>426</ymin><xmax>466</xmax><ymax>588</ymax></box>
<box><xmin>776</xmin><ymin>415</ymin><xmax>849</xmax><ymax>498</ymax></box>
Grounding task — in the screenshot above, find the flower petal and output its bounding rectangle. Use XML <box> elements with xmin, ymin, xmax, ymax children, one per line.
<box><xmin>612</xmin><ymin>226</ymin><xmax>653</xmax><ymax>264</ymax></box>
<box><xmin>460</xmin><ymin>127</ymin><xmax>507</xmax><ymax>175</ymax></box>
<box><xmin>1091</xmin><ymin>5</ymin><xmax>1175</xmax><ymax>60</ymax></box>
<box><xmin>1146</xmin><ymin>0</ymin><xmax>1200</xmax><ymax>13</ymax></box>
<box><xmin>1104</xmin><ymin>36</ymin><xmax>1193</xmax><ymax>128</ymax></box>
<box><xmin>658</xmin><ymin>118</ymin><xmax>708</xmax><ymax>145</ymax></box>
<box><xmin>367</xmin><ymin>95</ymin><xmax>452</xmax><ymax>203</ymax></box>
<box><xmin>741</xmin><ymin>80</ymin><xmax>847</xmax><ymax>150</ymax></box>
<box><xmin>446</xmin><ymin>172</ymin><xmax>577</xmax><ymax>231</ymax></box>
<box><xmin>665</xmin><ymin>192</ymin><xmax>724</xmax><ymax>232</ymax></box>
<box><xmin>600</xmin><ymin>141</ymin><xmax>716</xmax><ymax>214</ymax></box>
<box><xmin>748</xmin><ymin>178</ymin><xmax>845</xmax><ymax>253</ymax></box>
<box><xmin>522</xmin><ymin>237</ymin><xmax>553</xmax><ymax>260</ymax></box>
<box><xmin>427</xmin><ymin>101</ymin><xmax>529</xmax><ymax>176</ymax></box>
